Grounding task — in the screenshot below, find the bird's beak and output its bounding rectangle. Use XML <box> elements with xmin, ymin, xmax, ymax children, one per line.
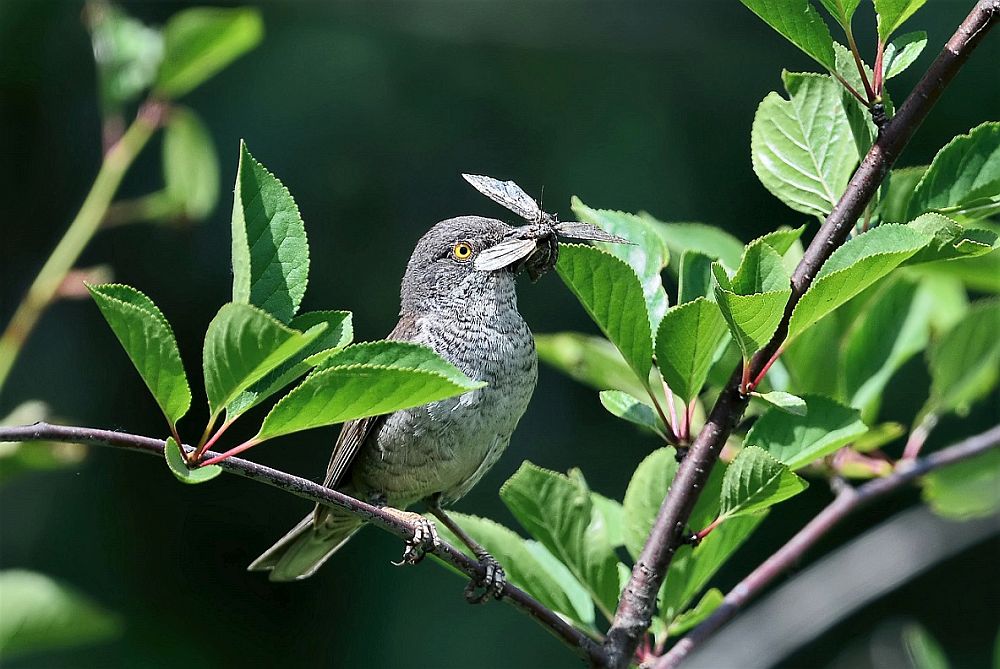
<box><xmin>475</xmin><ymin>225</ymin><xmax>558</xmax><ymax>281</ymax></box>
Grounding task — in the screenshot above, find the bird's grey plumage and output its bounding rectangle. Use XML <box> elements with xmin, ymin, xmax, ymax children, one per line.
<box><xmin>250</xmin><ymin>216</ymin><xmax>544</xmax><ymax>581</ymax></box>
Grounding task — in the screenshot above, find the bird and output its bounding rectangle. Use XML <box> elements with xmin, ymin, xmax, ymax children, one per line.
<box><xmin>249</xmin><ymin>215</ymin><xmax>558</xmax><ymax>599</ymax></box>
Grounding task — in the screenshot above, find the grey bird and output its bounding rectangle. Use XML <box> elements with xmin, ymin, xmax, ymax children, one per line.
<box><xmin>249</xmin><ymin>216</ymin><xmax>557</xmax><ymax>597</ymax></box>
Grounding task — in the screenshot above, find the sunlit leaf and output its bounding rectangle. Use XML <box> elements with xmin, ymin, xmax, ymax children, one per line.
<box><xmin>738</xmin><ymin>0</ymin><xmax>837</xmax><ymax>70</ymax></box>
<box><xmin>164</xmin><ymin>437</ymin><xmax>221</xmax><ymax>484</ymax></box>
<box><xmin>656</xmin><ymin>298</ymin><xmax>729</xmax><ymax>404</ymax></box>
<box><xmin>720</xmin><ymin>446</ymin><xmax>808</xmax><ymax>519</ymax></box>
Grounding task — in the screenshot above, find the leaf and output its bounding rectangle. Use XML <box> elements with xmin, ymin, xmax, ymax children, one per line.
<box><xmin>88</xmin><ymin>284</ymin><xmax>191</xmax><ymax>429</ymax></box>
<box><xmin>678</xmin><ymin>250</ymin><xmax>715</xmax><ymax>304</ymax></box>
<box><xmin>713</xmin><ymin>242</ymin><xmax>791</xmax><ymax>361</ymax></box>
<box><xmin>642</xmin><ymin>216</ymin><xmax>745</xmax><ymax>270</ymax></box>
<box><xmin>535</xmin><ymin>332</ymin><xmax>649</xmax><ymax>399</ymax></box>
<box><xmin>667</xmin><ymin>589</ymin><xmax>724</xmax><ymax>637</ymax></box>
<box><xmin>832</xmin><ymin>43</ymin><xmax>878</xmax><ymax>157</ymax></box>
<box><xmin>571</xmin><ymin>197</ymin><xmax>671</xmax><ymax>330</ymax></box>
<box><xmin>599</xmin><ymin>390</ymin><xmax>664</xmax><ymax>436</ymax></box>
<box><xmin>556</xmin><ymin>244</ymin><xmax>653</xmax><ymax>380</ymax></box>
<box><xmin>817</xmin><ymin>0</ymin><xmax>862</xmax><ymax>28</ymax></box>
<box><xmin>202</xmin><ymin>303</ymin><xmax>325</xmax><ymax>418</ymax></box>
<box><xmin>905</xmin><ymin>213</ymin><xmax>999</xmax><ymax>265</ymax></box>
<box><xmin>164</xmin><ymin>437</ymin><xmax>221</xmax><ymax>484</ymax></box>
<box><xmin>880</xmin><ymin>166</ymin><xmax>927</xmax><ymax>223</ymax></box>
<box><xmin>737</xmin><ymin>0</ymin><xmax>836</xmax><ymax>70</ymax></box>
<box><xmin>901</xmin><ymin>623</ymin><xmax>951</xmax><ymax>669</ymax></box>
<box><xmin>745</xmin><ymin>394</ymin><xmax>868</xmax><ymax>470</ymax></box>
<box><xmin>755</xmin><ymin>225</ymin><xmax>807</xmax><ymax>257</ymax></box>
<box><xmin>851</xmin><ymin>421</ymin><xmax>905</xmax><ymax>452</ymax></box>
<box><xmin>782</xmin><ymin>311</ymin><xmax>844</xmax><ymax>396</ymax></box>
<box><xmin>622</xmin><ymin>448</ymin><xmax>680</xmax><ymax>561</ymax></box>
<box><xmin>155</xmin><ymin>7</ymin><xmax>263</xmax><ymax>98</ymax></box>
<box><xmin>231</xmin><ymin>142</ymin><xmax>310</xmax><ymax>324</ymax></box>
<box><xmin>874</xmin><ymin>0</ymin><xmax>928</xmax><ymax>42</ymax></box>
<box><xmin>883</xmin><ymin>31</ymin><xmax>927</xmax><ymax>79</ymax></box>
<box><xmin>500</xmin><ymin>462</ymin><xmax>621</xmax><ymax>618</ymax></box>
<box><xmin>226</xmin><ymin>311</ymin><xmax>353</xmax><ymax>419</ymax></box>
<box><xmin>907</xmin><ymin>123</ymin><xmax>1000</xmax><ymax>222</ymax></box>
<box><xmin>720</xmin><ymin>446</ymin><xmax>807</xmax><ymax>519</ymax></box>
<box><xmin>590</xmin><ymin>490</ymin><xmax>626</xmax><ymax>549</ymax></box>
<box><xmin>0</xmin><ymin>570</ymin><xmax>120</xmax><ymax>659</ymax></box>
<box><xmin>752</xmin><ymin>72</ymin><xmax>859</xmax><ymax>217</ymax></box>
<box><xmin>656</xmin><ymin>298</ymin><xmax>729</xmax><ymax>404</ymax></box>
<box><xmin>751</xmin><ymin>390</ymin><xmax>807</xmax><ymax>416</ymax></box>
<box><xmin>925</xmin><ymin>299</ymin><xmax>1000</xmax><ymax>416</ymax></box>
<box><xmin>312</xmin><ymin>340</ymin><xmax>471</xmax><ymax>379</ymax></box>
<box><xmin>87</xmin><ymin>4</ymin><xmax>163</xmax><ymax>110</ymax></box>
<box><xmin>923</xmin><ymin>447</ymin><xmax>1000</xmax><ymax>520</ymax></box>
<box><xmin>257</xmin><ymin>362</ymin><xmax>483</xmax><ymax>441</ymax></box>
<box><xmin>163</xmin><ymin>107</ymin><xmax>219</xmax><ymax>221</ymax></box>
<box><xmin>432</xmin><ymin>513</ymin><xmax>595</xmax><ymax>628</ymax></box>
<box><xmin>787</xmin><ymin>224</ymin><xmax>930</xmax><ymax>340</ymax></box>
<box><xmin>840</xmin><ymin>276</ymin><xmax>932</xmax><ymax>421</ymax></box>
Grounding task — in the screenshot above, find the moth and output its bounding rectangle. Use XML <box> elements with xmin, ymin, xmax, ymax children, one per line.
<box><xmin>463</xmin><ymin>173</ymin><xmax>631</xmax><ymax>279</ymax></box>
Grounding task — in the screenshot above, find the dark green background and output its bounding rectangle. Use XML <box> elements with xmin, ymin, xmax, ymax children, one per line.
<box><xmin>1</xmin><ymin>1</ymin><xmax>997</xmax><ymax>667</ymax></box>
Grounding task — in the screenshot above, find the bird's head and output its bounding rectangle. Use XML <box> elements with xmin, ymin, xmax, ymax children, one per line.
<box><xmin>400</xmin><ymin>216</ymin><xmax>556</xmax><ymax>316</ymax></box>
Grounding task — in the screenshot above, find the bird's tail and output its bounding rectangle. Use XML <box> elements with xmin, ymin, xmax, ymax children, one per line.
<box><xmin>248</xmin><ymin>510</ymin><xmax>363</xmax><ymax>581</ymax></box>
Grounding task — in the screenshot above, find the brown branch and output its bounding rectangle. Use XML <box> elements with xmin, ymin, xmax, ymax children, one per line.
<box><xmin>656</xmin><ymin>423</ymin><xmax>1000</xmax><ymax>668</ymax></box>
<box><xmin>603</xmin><ymin>3</ymin><xmax>1000</xmax><ymax>667</ymax></box>
<box><xmin>0</xmin><ymin>422</ymin><xmax>608</xmax><ymax>667</ymax></box>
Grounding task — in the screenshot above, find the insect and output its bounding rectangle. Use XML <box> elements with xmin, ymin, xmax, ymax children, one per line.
<box><xmin>463</xmin><ymin>173</ymin><xmax>631</xmax><ymax>280</ymax></box>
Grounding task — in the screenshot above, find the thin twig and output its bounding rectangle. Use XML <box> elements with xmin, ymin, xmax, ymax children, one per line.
<box><xmin>0</xmin><ymin>422</ymin><xmax>608</xmax><ymax>667</ymax></box>
<box><xmin>603</xmin><ymin>4</ymin><xmax>1000</xmax><ymax>667</ymax></box>
<box><xmin>655</xmin><ymin>423</ymin><xmax>1000</xmax><ymax>668</ymax></box>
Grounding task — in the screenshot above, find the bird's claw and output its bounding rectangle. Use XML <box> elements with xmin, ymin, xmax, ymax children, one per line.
<box><xmin>393</xmin><ymin>517</ymin><xmax>441</xmax><ymax>566</ymax></box>
<box><xmin>464</xmin><ymin>553</ymin><xmax>506</xmax><ymax>604</ymax></box>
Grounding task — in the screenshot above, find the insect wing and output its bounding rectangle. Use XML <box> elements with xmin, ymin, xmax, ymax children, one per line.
<box><xmin>474</xmin><ymin>238</ymin><xmax>538</xmax><ymax>271</ymax></box>
<box><xmin>462</xmin><ymin>173</ymin><xmax>542</xmax><ymax>222</ymax></box>
<box><xmin>553</xmin><ymin>221</ymin><xmax>633</xmax><ymax>244</ymax></box>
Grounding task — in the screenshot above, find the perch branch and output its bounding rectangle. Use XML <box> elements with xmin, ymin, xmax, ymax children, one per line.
<box><xmin>603</xmin><ymin>3</ymin><xmax>1000</xmax><ymax>667</ymax></box>
<box><xmin>0</xmin><ymin>422</ymin><xmax>607</xmax><ymax>667</ymax></box>
<box><xmin>655</xmin><ymin>423</ymin><xmax>1000</xmax><ymax>668</ymax></box>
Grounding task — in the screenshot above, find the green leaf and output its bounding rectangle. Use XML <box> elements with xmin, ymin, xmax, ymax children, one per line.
<box><xmin>642</xmin><ymin>216</ymin><xmax>745</xmax><ymax>271</ymax></box>
<box><xmin>817</xmin><ymin>0</ymin><xmax>862</xmax><ymax>28</ymax></box>
<box><xmin>737</xmin><ymin>0</ymin><xmax>836</xmax><ymax>70</ymax></box>
<box><xmin>901</xmin><ymin>623</ymin><xmax>951</xmax><ymax>669</ymax></box>
<box><xmin>713</xmin><ymin>242</ymin><xmax>791</xmax><ymax>361</ymax></box>
<box><xmin>851</xmin><ymin>421</ymin><xmax>905</xmax><ymax>452</ymax></box>
<box><xmin>155</xmin><ymin>7</ymin><xmax>263</xmax><ymax>98</ymax></box>
<box><xmin>535</xmin><ymin>332</ymin><xmax>649</xmax><ymax>399</ymax></box>
<box><xmin>667</xmin><ymin>588</ymin><xmax>724</xmax><ymax>637</ymax></box>
<box><xmin>905</xmin><ymin>214</ymin><xmax>999</xmax><ymax>266</ymax></box>
<box><xmin>746</xmin><ymin>394</ymin><xmax>868</xmax><ymax>470</ymax></box>
<box><xmin>203</xmin><ymin>303</ymin><xmax>325</xmax><ymax>418</ymax></box>
<box><xmin>656</xmin><ymin>298</ymin><xmax>729</xmax><ymax>404</ymax></box>
<box><xmin>231</xmin><ymin>142</ymin><xmax>310</xmax><ymax>324</ymax></box>
<box><xmin>883</xmin><ymin>31</ymin><xmax>927</xmax><ymax>79</ymax></box>
<box><xmin>312</xmin><ymin>341</ymin><xmax>470</xmax><ymax>380</ymax></box>
<box><xmin>925</xmin><ymin>300</ymin><xmax>1000</xmax><ymax>416</ymax></box>
<box><xmin>599</xmin><ymin>390</ymin><xmax>664</xmax><ymax>436</ymax></box>
<box><xmin>678</xmin><ymin>250</ymin><xmax>716</xmax><ymax>304</ymax></box>
<box><xmin>914</xmin><ymin>249</ymin><xmax>1000</xmax><ymax>293</ymax></box>
<box><xmin>556</xmin><ymin>244</ymin><xmax>653</xmax><ymax>380</ymax></box>
<box><xmin>841</xmin><ymin>276</ymin><xmax>932</xmax><ymax>420</ymax></box>
<box><xmin>256</xmin><ymin>361</ymin><xmax>483</xmax><ymax>441</ymax></box>
<box><xmin>783</xmin><ymin>311</ymin><xmax>844</xmax><ymax>396</ymax></box>
<box><xmin>907</xmin><ymin>123</ymin><xmax>1000</xmax><ymax>222</ymax></box>
<box><xmin>0</xmin><ymin>570</ymin><xmax>120</xmax><ymax>659</ymax></box>
<box><xmin>500</xmin><ymin>462</ymin><xmax>621</xmax><ymax>619</ymax></box>
<box><xmin>751</xmin><ymin>390</ymin><xmax>807</xmax><ymax>416</ymax></box>
<box><xmin>874</xmin><ymin>0</ymin><xmax>928</xmax><ymax>42</ymax></box>
<box><xmin>832</xmin><ymin>43</ymin><xmax>878</xmax><ymax>158</ymax></box>
<box><xmin>163</xmin><ymin>107</ymin><xmax>219</xmax><ymax>221</ymax></box>
<box><xmin>590</xmin><ymin>489</ymin><xmax>626</xmax><ymax>549</ymax></box>
<box><xmin>226</xmin><ymin>311</ymin><xmax>353</xmax><ymax>419</ymax></box>
<box><xmin>880</xmin><ymin>166</ymin><xmax>927</xmax><ymax>223</ymax></box>
<box><xmin>571</xmin><ymin>197</ymin><xmax>671</xmax><ymax>330</ymax></box>
<box><xmin>752</xmin><ymin>72</ymin><xmax>859</xmax><ymax>217</ymax></box>
<box><xmin>622</xmin><ymin>448</ymin><xmax>680</xmax><ymax>561</ymax></box>
<box><xmin>432</xmin><ymin>513</ymin><xmax>595</xmax><ymax>628</ymax></box>
<box><xmin>88</xmin><ymin>284</ymin><xmax>191</xmax><ymax>429</ymax></box>
<box><xmin>87</xmin><ymin>4</ymin><xmax>163</xmax><ymax>110</ymax></box>
<box><xmin>0</xmin><ymin>402</ymin><xmax>86</xmax><ymax>485</ymax></box>
<box><xmin>787</xmin><ymin>224</ymin><xmax>930</xmax><ymax>340</ymax></box>
<box><xmin>923</xmin><ymin>447</ymin><xmax>1000</xmax><ymax>520</ymax></box>
<box><xmin>720</xmin><ymin>446</ymin><xmax>807</xmax><ymax>519</ymax></box>
<box><xmin>164</xmin><ymin>437</ymin><xmax>221</xmax><ymax>484</ymax></box>
<box><xmin>756</xmin><ymin>225</ymin><xmax>807</xmax><ymax>257</ymax></box>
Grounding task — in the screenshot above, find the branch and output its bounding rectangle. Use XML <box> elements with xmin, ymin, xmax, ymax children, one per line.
<box><xmin>0</xmin><ymin>422</ymin><xmax>608</xmax><ymax>667</ymax></box>
<box><xmin>603</xmin><ymin>3</ymin><xmax>1000</xmax><ymax>666</ymax></box>
<box><xmin>656</xmin><ymin>423</ymin><xmax>1000</xmax><ymax>669</ymax></box>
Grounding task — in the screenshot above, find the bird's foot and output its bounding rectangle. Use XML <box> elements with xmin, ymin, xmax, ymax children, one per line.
<box><xmin>387</xmin><ymin>511</ymin><xmax>440</xmax><ymax>566</ymax></box>
<box><xmin>464</xmin><ymin>552</ymin><xmax>506</xmax><ymax>604</ymax></box>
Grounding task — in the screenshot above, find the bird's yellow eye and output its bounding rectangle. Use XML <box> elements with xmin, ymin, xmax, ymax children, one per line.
<box><xmin>452</xmin><ymin>242</ymin><xmax>473</xmax><ymax>261</ymax></box>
